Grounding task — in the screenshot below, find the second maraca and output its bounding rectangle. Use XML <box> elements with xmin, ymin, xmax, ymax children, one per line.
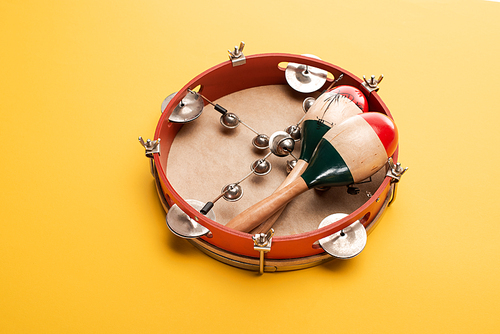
<box><xmin>226</xmin><ymin>112</ymin><xmax>398</xmax><ymax>232</ymax></box>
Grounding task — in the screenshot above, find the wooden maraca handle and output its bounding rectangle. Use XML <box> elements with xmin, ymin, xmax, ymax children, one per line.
<box><xmin>250</xmin><ymin>159</ymin><xmax>309</xmax><ymax>234</ymax></box>
<box><xmin>250</xmin><ymin>205</ymin><xmax>286</xmax><ymax>234</ymax></box>
<box><xmin>225</xmin><ymin>177</ymin><xmax>309</xmax><ymax>232</ymax></box>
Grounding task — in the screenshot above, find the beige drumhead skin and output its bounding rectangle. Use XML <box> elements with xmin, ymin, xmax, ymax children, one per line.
<box><xmin>166</xmin><ymin>85</ymin><xmax>386</xmax><ymax>236</ymax></box>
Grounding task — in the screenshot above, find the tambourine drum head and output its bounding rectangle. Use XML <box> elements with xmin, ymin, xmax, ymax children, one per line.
<box><xmin>166</xmin><ymin>85</ymin><xmax>386</xmax><ymax>234</ymax></box>
<box><xmin>153</xmin><ymin>54</ymin><xmax>397</xmax><ymax>271</ymax></box>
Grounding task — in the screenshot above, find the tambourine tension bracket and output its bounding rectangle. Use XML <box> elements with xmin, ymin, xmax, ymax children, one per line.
<box><xmin>386</xmin><ymin>157</ymin><xmax>408</xmax><ymax>206</ymax></box>
<box><xmin>361</xmin><ymin>74</ymin><xmax>384</xmax><ymax>93</ymax></box>
<box><xmin>253</xmin><ymin>229</ymin><xmax>274</xmax><ymax>274</ymax></box>
<box><xmin>138</xmin><ymin>137</ymin><xmax>160</xmax><ymax>176</ymax></box>
<box><xmin>228</xmin><ymin>41</ymin><xmax>246</xmax><ymax>67</ymax></box>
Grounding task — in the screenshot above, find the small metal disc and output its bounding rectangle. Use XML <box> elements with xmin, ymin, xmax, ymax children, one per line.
<box><xmin>318</xmin><ymin>213</ymin><xmax>367</xmax><ymax>259</ymax></box>
<box><xmin>302</xmin><ymin>97</ymin><xmax>316</xmax><ymax>113</ymax></box>
<box><xmin>286</xmin><ymin>159</ymin><xmax>297</xmax><ymax>174</ymax></box>
<box><xmin>168</xmin><ymin>91</ymin><xmax>204</xmax><ymax>123</ymax></box>
<box><xmin>220</xmin><ymin>112</ymin><xmax>240</xmax><ymax>129</ymax></box>
<box><xmin>285</xmin><ymin>124</ymin><xmax>301</xmax><ymax>141</ymax></box>
<box><xmin>222</xmin><ymin>183</ymin><xmax>243</xmax><ymax>202</ymax></box>
<box><xmin>285</xmin><ymin>55</ymin><xmax>328</xmax><ymax>93</ymax></box>
<box><xmin>166</xmin><ymin>199</ymin><xmax>214</xmax><ymax>239</ymax></box>
<box><xmin>269</xmin><ymin>131</ymin><xmax>295</xmax><ymax>157</ymax></box>
<box><xmin>161</xmin><ymin>92</ymin><xmax>177</xmax><ymax>114</ymax></box>
<box><xmin>251</xmin><ymin>159</ymin><xmax>272</xmax><ymax>176</ymax></box>
<box><xmin>252</xmin><ymin>134</ymin><xmax>269</xmax><ymax>150</ymax></box>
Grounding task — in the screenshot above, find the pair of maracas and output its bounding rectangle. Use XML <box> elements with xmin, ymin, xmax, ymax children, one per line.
<box><xmin>225</xmin><ymin>86</ymin><xmax>398</xmax><ymax>233</ymax></box>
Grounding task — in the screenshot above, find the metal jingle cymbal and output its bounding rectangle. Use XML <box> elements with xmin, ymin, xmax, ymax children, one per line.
<box><xmin>168</xmin><ymin>91</ymin><xmax>204</xmax><ymax>123</ymax></box>
<box><xmin>252</xmin><ymin>134</ymin><xmax>270</xmax><ymax>150</ymax></box>
<box><xmin>222</xmin><ymin>183</ymin><xmax>243</xmax><ymax>202</ymax></box>
<box><xmin>269</xmin><ymin>131</ymin><xmax>295</xmax><ymax>157</ymax></box>
<box><xmin>285</xmin><ymin>54</ymin><xmax>328</xmax><ymax>93</ymax></box>
<box><xmin>286</xmin><ymin>159</ymin><xmax>297</xmax><ymax>174</ymax></box>
<box><xmin>166</xmin><ymin>199</ymin><xmax>215</xmax><ymax>238</ymax></box>
<box><xmin>161</xmin><ymin>92</ymin><xmax>177</xmax><ymax>114</ymax></box>
<box><xmin>251</xmin><ymin>159</ymin><xmax>272</xmax><ymax>176</ymax></box>
<box><xmin>302</xmin><ymin>97</ymin><xmax>316</xmax><ymax>113</ymax></box>
<box><xmin>220</xmin><ymin>112</ymin><xmax>240</xmax><ymax>129</ymax></box>
<box><xmin>285</xmin><ymin>124</ymin><xmax>301</xmax><ymax>141</ymax></box>
<box><xmin>318</xmin><ymin>213</ymin><xmax>367</xmax><ymax>259</ymax></box>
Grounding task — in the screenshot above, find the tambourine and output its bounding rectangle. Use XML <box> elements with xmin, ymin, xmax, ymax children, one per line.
<box><xmin>139</xmin><ymin>45</ymin><xmax>407</xmax><ymax>273</ymax></box>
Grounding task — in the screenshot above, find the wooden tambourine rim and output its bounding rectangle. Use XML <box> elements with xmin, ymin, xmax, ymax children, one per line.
<box><xmin>154</xmin><ymin>167</ymin><xmax>394</xmax><ymax>271</ymax></box>
<box><xmin>153</xmin><ymin>53</ymin><xmax>398</xmax><ymax>260</ymax></box>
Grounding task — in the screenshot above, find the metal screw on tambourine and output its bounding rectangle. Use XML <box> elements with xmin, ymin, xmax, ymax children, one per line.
<box><xmin>228</xmin><ymin>41</ymin><xmax>246</xmax><ymax>66</ymax></box>
<box><xmin>362</xmin><ymin>74</ymin><xmax>384</xmax><ymax>93</ymax></box>
<box><xmin>386</xmin><ymin>157</ymin><xmax>408</xmax><ymax>206</ymax></box>
<box><xmin>200</xmin><ymin>152</ymin><xmax>273</xmax><ymax>215</ymax></box>
<box><xmin>228</xmin><ymin>41</ymin><xmax>245</xmax><ymax>58</ymax></box>
<box><xmin>386</xmin><ymin>157</ymin><xmax>408</xmax><ymax>182</ymax></box>
<box><xmin>253</xmin><ymin>228</ymin><xmax>274</xmax><ymax>274</ymax></box>
<box><xmin>138</xmin><ymin>137</ymin><xmax>160</xmax><ymax>158</ymax></box>
<box><xmin>138</xmin><ymin>136</ymin><xmax>161</xmax><ymax>176</ymax></box>
<box><xmin>253</xmin><ymin>229</ymin><xmax>274</xmax><ymax>247</ymax></box>
<box><xmin>192</xmin><ymin>89</ymin><xmax>270</xmax><ymax>150</ymax></box>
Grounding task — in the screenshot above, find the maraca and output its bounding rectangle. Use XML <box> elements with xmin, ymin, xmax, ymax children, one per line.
<box><xmin>226</xmin><ymin>112</ymin><xmax>398</xmax><ymax>232</ymax></box>
<box><xmin>250</xmin><ymin>86</ymin><xmax>368</xmax><ymax>234</ymax></box>
<box><xmin>299</xmin><ymin>85</ymin><xmax>368</xmax><ymax>165</ymax></box>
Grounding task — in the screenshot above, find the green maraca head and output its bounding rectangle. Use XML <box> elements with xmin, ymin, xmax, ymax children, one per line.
<box><xmin>301</xmin><ymin>113</ymin><xmax>398</xmax><ymax>189</ymax></box>
<box><xmin>299</xmin><ymin>119</ymin><xmax>331</xmax><ymax>162</ymax></box>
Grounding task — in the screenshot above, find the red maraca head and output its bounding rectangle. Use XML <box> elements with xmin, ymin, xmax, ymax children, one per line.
<box><xmin>328</xmin><ymin>85</ymin><xmax>369</xmax><ymax>112</ymax></box>
<box><xmin>360</xmin><ymin>112</ymin><xmax>399</xmax><ymax>158</ymax></box>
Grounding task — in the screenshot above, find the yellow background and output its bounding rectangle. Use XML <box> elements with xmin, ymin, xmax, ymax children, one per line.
<box><xmin>2</xmin><ymin>0</ymin><xmax>499</xmax><ymax>333</ymax></box>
